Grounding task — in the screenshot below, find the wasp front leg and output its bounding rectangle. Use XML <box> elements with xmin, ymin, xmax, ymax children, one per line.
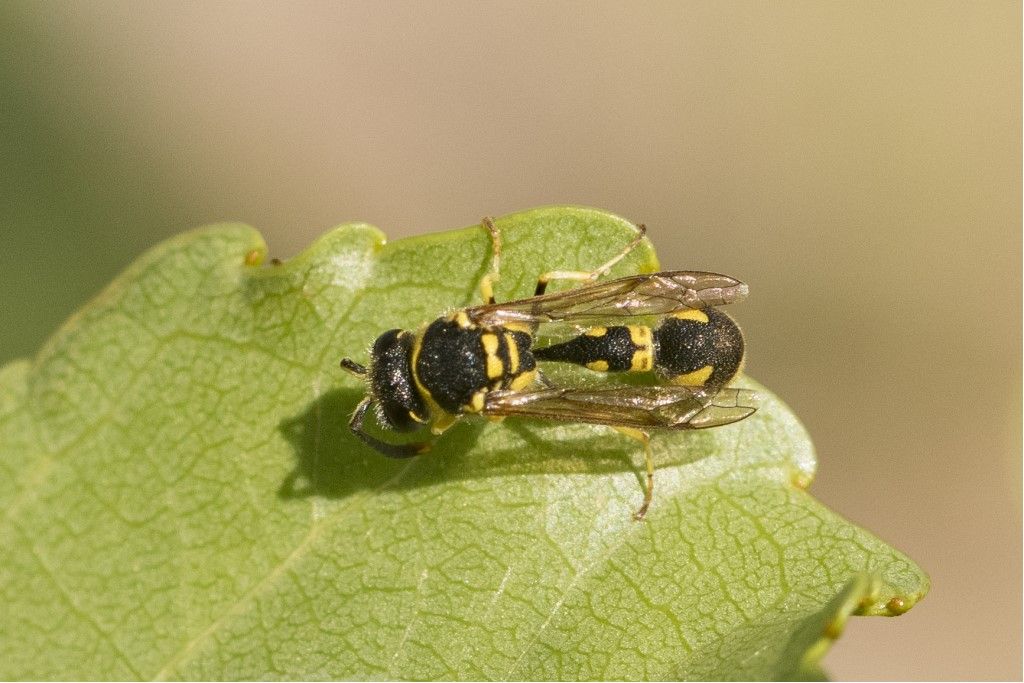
<box><xmin>348</xmin><ymin>397</ymin><xmax>433</xmax><ymax>459</ymax></box>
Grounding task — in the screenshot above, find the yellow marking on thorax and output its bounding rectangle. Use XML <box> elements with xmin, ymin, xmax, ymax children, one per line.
<box><xmin>408</xmin><ymin>327</ymin><xmax>431</xmax><ymax>403</ymax></box>
<box><xmin>673</xmin><ymin>309</ymin><xmax>709</xmax><ymax>323</ymax></box>
<box><xmin>464</xmin><ymin>389</ymin><xmax>486</xmax><ymax>413</ymax></box>
<box><xmin>672</xmin><ymin>365</ymin><xmax>714</xmax><ymax>386</ymax></box>
<box><xmin>509</xmin><ymin>368</ymin><xmax>537</xmax><ymax>391</ymax></box>
<box><xmin>410</xmin><ymin>326</ymin><xmax>448</xmax><ymax>420</ymax></box>
<box><xmin>587</xmin><ymin>360</ymin><xmax>610</xmax><ymax>372</ymax></box>
<box><xmin>504</xmin><ymin>332</ymin><xmax>520</xmax><ymax>374</ymax></box>
<box><xmin>481</xmin><ymin>333</ymin><xmax>504</xmax><ymax>379</ymax></box>
<box><xmin>452</xmin><ymin>310</ymin><xmax>474</xmax><ymax>328</ymax></box>
<box><xmin>585</xmin><ymin>326</ymin><xmax>608</xmax><ymax>337</ymax></box>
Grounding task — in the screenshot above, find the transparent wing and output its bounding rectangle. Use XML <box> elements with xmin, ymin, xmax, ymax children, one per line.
<box><xmin>466</xmin><ymin>271</ymin><xmax>748</xmax><ymax>327</ymax></box>
<box><xmin>483</xmin><ymin>385</ymin><xmax>757</xmax><ymax>430</ymax></box>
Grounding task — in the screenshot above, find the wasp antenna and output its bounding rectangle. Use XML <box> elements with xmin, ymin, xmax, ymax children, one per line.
<box><xmin>340</xmin><ymin>358</ymin><xmax>367</xmax><ymax>376</ymax></box>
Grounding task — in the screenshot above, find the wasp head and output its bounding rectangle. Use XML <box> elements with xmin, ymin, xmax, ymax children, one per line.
<box><xmin>343</xmin><ymin>329</ymin><xmax>429</xmax><ymax>432</ymax></box>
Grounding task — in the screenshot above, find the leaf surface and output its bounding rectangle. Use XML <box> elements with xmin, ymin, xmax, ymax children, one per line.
<box><xmin>0</xmin><ymin>207</ymin><xmax>927</xmax><ymax>680</ymax></box>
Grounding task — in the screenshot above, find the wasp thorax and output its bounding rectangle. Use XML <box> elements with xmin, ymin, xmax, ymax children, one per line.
<box><xmin>368</xmin><ymin>329</ymin><xmax>428</xmax><ymax>431</ymax></box>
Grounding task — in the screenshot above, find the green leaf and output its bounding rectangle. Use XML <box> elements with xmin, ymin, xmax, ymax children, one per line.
<box><xmin>0</xmin><ymin>207</ymin><xmax>927</xmax><ymax>680</ymax></box>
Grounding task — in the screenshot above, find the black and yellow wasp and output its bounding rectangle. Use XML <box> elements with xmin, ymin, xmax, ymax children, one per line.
<box><xmin>340</xmin><ymin>218</ymin><xmax>755</xmax><ymax>519</ymax></box>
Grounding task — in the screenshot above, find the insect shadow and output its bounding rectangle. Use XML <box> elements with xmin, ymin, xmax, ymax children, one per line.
<box><xmin>276</xmin><ymin>387</ymin><xmax>680</xmax><ymax>502</ymax></box>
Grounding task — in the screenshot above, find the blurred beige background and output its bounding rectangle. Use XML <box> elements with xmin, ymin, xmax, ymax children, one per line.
<box><xmin>2</xmin><ymin>2</ymin><xmax>1019</xmax><ymax>679</ymax></box>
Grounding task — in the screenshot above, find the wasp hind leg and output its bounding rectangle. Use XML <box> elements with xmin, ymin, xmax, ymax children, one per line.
<box><xmin>479</xmin><ymin>216</ymin><xmax>502</xmax><ymax>305</ymax></box>
<box><xmin>534</xmin><ymin>223</ymin><xmax>647</xmax><ymax>296</ymax></box>
<box><xmin>613</xmin><ymin>426</ymin><xmax>655</xmax><ymax>521</ymax></box>
<box><xmin>349</xmin><ymin>397</ymin><xmax>432</xmax><ymax>459</ymax></box>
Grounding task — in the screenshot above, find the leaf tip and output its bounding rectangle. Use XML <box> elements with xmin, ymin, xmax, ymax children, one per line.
<box><xmin>857</xmin><ymin>587</ymin><xmax>928</xmax><ymax>617</ymax></box>
<box><xmin>790</xmin><ymin>470</ymin><xmax>814</xmax><ymax>490</ymax></box>
<box><xmin>851</xmin><ymin>567</ymin><xmax>929</xmax><ymax>617</ymax></box>
<box><xmin>883</xmin><ymin>596</ymin><xmax>911</xmax><ymax>616</ymax></box>
<box><xmin>243</xmin><ymin>248</ymin><xmax>265</xmax><ymax>266</ymax></box>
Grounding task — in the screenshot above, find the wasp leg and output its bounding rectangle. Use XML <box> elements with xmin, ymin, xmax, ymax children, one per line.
<box><xmin>349</xmin><ymin>397</ymin><xmax>431</xmax><ymax>458</ymax></box>
<box><xmin>534</xmin><ymin>223</ymin><xmax>647</xmax><ymax>296</ymax></box>
<box><xmin>613</xmin><ymin>425</ymin><xmax>655</xmax><ymax>521</ymax></box>
<box><xmin>429</xmin><ymin>411</ymin><xmax>459</xmax><ymax>436</ymax></box>
<box><xmin>535</xmin><ymin>369</ymin><xmax>557</xmax><ymax>389</ymax></box>
<box><xmin>479</xmin><ymin>216</ymin><xmax>502</xmax><ymax>304</ymax></box>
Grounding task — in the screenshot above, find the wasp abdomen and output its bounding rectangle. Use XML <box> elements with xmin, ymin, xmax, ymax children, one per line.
<box><xmin>654</xmin><ymin>307</ymin><xmax>744</xmax><ymax>387</ymax></box>
<box><xmin>534</xmin><ymin>307</ymin><xmax>744</xmax><ymax>387</ymax></box>
<box><xmin>534</xmin><ymin>325</ymin><xmax>654</xmax><ymax>372</ymax></box>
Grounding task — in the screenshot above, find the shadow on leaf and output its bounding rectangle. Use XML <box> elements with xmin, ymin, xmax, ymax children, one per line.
<box><xmin>277</xmin><ymin>387</ymin><xmax>721</xmax><ymax>502</ymax></box>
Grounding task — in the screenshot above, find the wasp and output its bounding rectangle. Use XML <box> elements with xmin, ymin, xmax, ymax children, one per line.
<box><xmin>340</xmin><ymin>218</ymin><xmax>755</xmax><ymax>519</ymax></box>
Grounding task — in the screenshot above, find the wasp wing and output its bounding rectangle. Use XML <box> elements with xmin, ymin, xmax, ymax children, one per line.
<box><xmin>483</xmin><ymin>385</ymin><xmax>756</xmax><ymax>430</ymax></box>
<box><xmin>466</xmin><ymin>271</ymin><xmax>748</xmax><ymax>327</ymax></box>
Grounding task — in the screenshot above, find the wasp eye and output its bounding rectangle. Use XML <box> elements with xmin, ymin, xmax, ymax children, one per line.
<box><xmin>368</xmin><ymin>329</ymin><xmax>428</xmax><ymax>431</ymax></box>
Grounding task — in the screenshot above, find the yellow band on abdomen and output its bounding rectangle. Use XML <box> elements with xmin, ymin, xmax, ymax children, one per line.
<box><xmin>671</xmin><ymin>365</ymin><xmax>714</xmax><ymax>386</ymax></box>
